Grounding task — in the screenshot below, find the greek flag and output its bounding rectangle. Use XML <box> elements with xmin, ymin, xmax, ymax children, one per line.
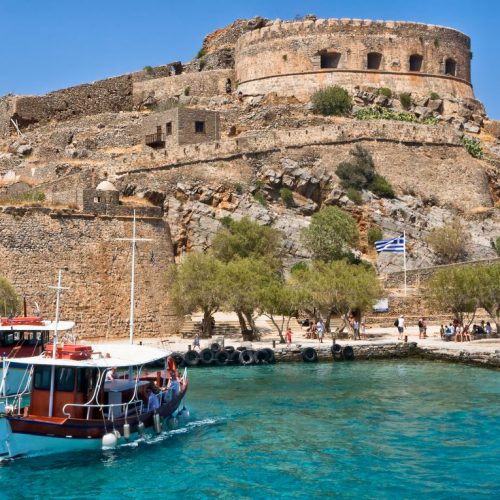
<box><xmin>375</xmin><ymin>235</ymin><xmax>405</xmax><ymax>253</ymax></box>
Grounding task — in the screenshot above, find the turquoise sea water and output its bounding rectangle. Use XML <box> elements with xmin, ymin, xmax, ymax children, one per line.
<box><xmin>0</xmin><ymin>360</ymin><xmax>498</xmax><ymax>499</ymax></box>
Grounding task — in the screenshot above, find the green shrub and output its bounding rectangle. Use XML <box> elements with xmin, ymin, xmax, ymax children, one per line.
<box><xmin>290</xmin><ymin>261</ymin><xmax>308</xmax><ymax>274</ymax></box>
<box><xmin>234</xmin><ymin>183</ymin><xmax>243</xmax><ymax>195</ymax></box>
<box><xmin>199</xmin><ymin>60</ymin><xmax>206</xmax><ymax>71</ymax></box>
<box><xmin>280</xmin><ymin>187</ymin><xmax>294</xmax><ymax>207</ymax></box>
<box><xmin>346</xmin><ymin>187</ymin><xmax>362</xmax><ymax>205</ymax></box>
<box><xmin>426</xmin><ymin>220</ymin><xmax>469</xmax><ymax>264</ymax></box>
<box><xmin>196</xmin><ymin>48</ymin><xmax>206</xmax><ymax>59</ymax></box>
<box><xmin>367</xmin><ymin>226</ymin><xmax>383</xmax><ymax>246</ymax></box>
<box><xmin>336</xmin><ymin>145</ymin><xmax>375</xmax><ymax>190</ymax></box>
<box><xmin>253</xmin><ymin>191</ymin><xmax>267</xmax><ymax>206</ymax></box>
<box><xmin>379</xmin><ymin>87</ymin><xmax>392</xmax><ymax>98</ymax></box>
<box><xmin>143</xmin><ymin>65</ymin><xmax>153</xmax><ymax>73</ymax></box>
<box><xmin>430</xmin><ymin>92</ymin><xmax>440</xmax><ymax>100</ymax></box>
<box><xmin>370</xmin><ymin>174</ymin><xmax>395</xmax><ymax>199</ymax></box>
<box><xmin>311</xmin><ymin>85</ymin><xmax>353</xmax><ymax>116</ymax></box>
<box><xmin>354</xmin><ymin>106</ymin><xmax>437</xmax><ymax>125</ymax></box>
<box><xmin>462</xmin><ymin>136</ymin><xmax>483</xmax><ymax>158</ymax></box>
<box><xmin>220</xmin><ymin>216</ymin><xmax>233</xmax><ymax>228</ymax></box>
<box><xmin>495</xmin><ymin>236</ymin><xmax>500</xmax><ymax>257</ymax></box>
<box><xmin>399</xmin><ymin>92</ymin><xmax>412</xmax><ymax>110</ymax></box>
<box><xmin>184</xmin><ymin>86</ymin><xmax>191</xmax><ymax>96</ymax></box>
<box><xmin>336</xmin><ymin>146</ymin><xmax>396</xmax><ymax>199</ymax></box>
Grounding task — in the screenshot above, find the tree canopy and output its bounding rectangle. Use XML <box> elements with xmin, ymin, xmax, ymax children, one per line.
<box><xmin>166</xmin><ymin>253</ymin><xmax>225</xmax><ymax>337</ymax></box>
<box><xmin>291</xmin><ymin>260</ymin><xmax>382</xmax><ymax>333</ymax></box>
<box><xmin>301</xmin><ymin>206</ymin><xmax>359</xmax><ymax>262</ymax></box>
<box><xmin>0</xmin><ymin>277</ymin><xmax>18</xmax><ymax>316</ymax></box>
<box><xmin>211</xmin><ymin>217</ymin><xmax>283</xmax><ymax>267</ymax></box>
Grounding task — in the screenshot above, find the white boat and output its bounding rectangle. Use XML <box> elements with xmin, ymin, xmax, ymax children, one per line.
<box><xmin>0</xmin><ymin>342</ymin><xmax>187</xmax><ymax>459</ymax></box>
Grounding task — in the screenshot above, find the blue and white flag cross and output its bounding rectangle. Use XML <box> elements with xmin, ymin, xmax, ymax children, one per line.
<box><xmin>374</xmin><ymin>235</ymin><xmax>405</xmax><ymax>253</ymax></box>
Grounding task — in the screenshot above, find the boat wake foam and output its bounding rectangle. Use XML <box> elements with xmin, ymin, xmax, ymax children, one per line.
<box><xmin>117</xmin><ymin>417</ymin><xmax>224</xmax><ymax>449</ymax></box>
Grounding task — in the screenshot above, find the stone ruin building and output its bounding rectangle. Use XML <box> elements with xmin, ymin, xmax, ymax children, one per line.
<box><xmin>0</xmin><ymin>16</ymin><xmax>499</xmax><ymax>338</ymax></box>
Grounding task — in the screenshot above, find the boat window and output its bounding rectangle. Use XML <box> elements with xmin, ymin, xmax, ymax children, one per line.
<box><xmin>77</xmin><ymin>368</ymin><xmax>97</xmax><ymax>393</ymax></box>
<box><xmin>34</xmin><ymin>365</ymin><xmax>52</xmax><ymax>390</ymax></box>
<box><xmin>2</xmin><ymin>333</ymin><xmax>15</xmax><ymax>347</ymax></box>
<box><xmin>27</xmin><ymin>332</ymin><xmax>42</xmax><ymax>346</ymax></box>
<box><xmin>56</xmin><ymin>367</ymin><xmax>75</xmax><ymax>392</ymax></box>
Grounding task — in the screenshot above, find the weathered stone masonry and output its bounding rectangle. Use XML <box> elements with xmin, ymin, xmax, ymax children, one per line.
<box><xmin>236</xmin><ymin>19</ymin><xmax>474</xmax><ymax>100</ymax></box>
<box><xmin>0</xmin><ymin>208</ymin><xmax>177</xmax><ymax>339</ymax></box>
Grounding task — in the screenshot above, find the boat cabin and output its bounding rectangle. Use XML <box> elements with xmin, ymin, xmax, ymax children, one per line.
<box><xmin>0</xmin><ymin>318</ymin><xmax>75</xmax><ymax>358</ymax></box>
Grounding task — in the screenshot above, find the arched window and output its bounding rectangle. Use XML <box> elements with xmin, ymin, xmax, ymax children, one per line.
<box><xmin>367</xmin><ymin>52</ymin><xmax>382</xmax><ymax>70</ymax></box>
<box><xmin>320</xmin><ymin>52</ymin><xmax>341</xmax><ymax>69</ymax></box>
<box><xmin>445</xmin><ymin>58</ymin><xmax>457</xmax><ymax>76</ymax></box>
<box><xmin>409</xmin><ymin>54</ymin><xmax>423</xmax><ymax>72</ymax></box>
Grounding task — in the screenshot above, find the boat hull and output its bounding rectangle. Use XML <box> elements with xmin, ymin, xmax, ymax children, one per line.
<box><xmin>0</xmin><ymin>387</ymin><xmax>187</xmax><ymax>459</ymax></box>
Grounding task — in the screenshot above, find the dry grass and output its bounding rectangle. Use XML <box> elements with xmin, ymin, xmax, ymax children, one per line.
<box><xmin>120</xmin><ymin>196</ymin><xmax>155</xmax><ymax>207</ymax></box>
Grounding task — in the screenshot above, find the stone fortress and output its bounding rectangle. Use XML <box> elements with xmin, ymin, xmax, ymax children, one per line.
<box><xmin>236</xmin><ymin>19</ymin><xmax>473</xmax><ymax>99</ymax></box>
<box><xmin>0</xmin><ymin>15</ymin><xmax>499</xmax><ymax>338</ymax></box>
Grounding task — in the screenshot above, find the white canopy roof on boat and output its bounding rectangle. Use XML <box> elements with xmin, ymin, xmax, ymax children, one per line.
<box><xmin>0</xmin><ymin>320</ymin><xmax>75</xmax><ymax>332</ymax></box>
<box><xmin>6</xmin><ymin>343</ymin><xmax>171</xmax><ymax>369</ymax></box>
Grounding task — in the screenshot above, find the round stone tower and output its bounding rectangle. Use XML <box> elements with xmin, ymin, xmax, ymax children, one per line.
<box><xmin>235</xmin><ymin>18</ymin><xmax>474</xmax><ymax>100</ymax></box>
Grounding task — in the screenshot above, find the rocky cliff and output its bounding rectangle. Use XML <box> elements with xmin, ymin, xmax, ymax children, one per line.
<box><xmin>0</xmin><ymin>17</ymin><xmax>499</xmax><ymax>335</ymax></box>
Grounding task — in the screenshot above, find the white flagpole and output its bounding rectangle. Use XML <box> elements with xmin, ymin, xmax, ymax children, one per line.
<box><xmin>403</xmin><ymin>231</ymin><xmax>407</xmax><ymax>297</ymax></box>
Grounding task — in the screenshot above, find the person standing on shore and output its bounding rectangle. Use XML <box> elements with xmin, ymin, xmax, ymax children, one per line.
<box><xmin>397</xmin><ymin>315</ymin><xmax>405</xmax><ymax>340</ymax></box>
<box><xmin>353</xmin><ymin>319</ymin><xmax>360</xmax><ymax>340</ymax></box>
<box><xmin>286</xmin><ymin>328</ymin><xmax>292</xmax><ymax>346</ymax></box>
<box><xmin>316</xmin><ymin>319</ymin><xmax>325</xmax><ymax>343</ymax></box>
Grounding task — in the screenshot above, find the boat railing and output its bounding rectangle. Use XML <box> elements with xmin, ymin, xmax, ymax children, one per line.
<box><xmin>62</xmin><ymin>399</ymin><xmax>145</xmax><ymax>420</ymax></box>
<box><xmin>0</xmin><ymin>364</ymin><xmax>34</xmax><ymax>414</ymax></box>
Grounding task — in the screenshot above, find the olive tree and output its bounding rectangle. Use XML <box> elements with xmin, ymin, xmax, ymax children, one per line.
<box><xmin>0</xmin><ymin>277</ymin><xmax>18</xmax><ymax>316</ymax></box>
<box><xmin>166</xmin><ymin>253</ymin><xmax>225</xmax><ymax>337</ymax></box>
<box><xmin>257</xmin><ymin>280</ymin><xmax>305</xmax><ymax>343</ymax></box>
<box><xmin>211</xmin><ymin>216</ymin><xmax>283</xmax><ymax>268</ymax></box>
<box><xmin>291</xmin><ymin>260</ymin><xmax>382</xmax><ymax>334</ymax></box>
<box><xmin>301</xmin><ymin>206</ymin><xmax>359</xmax><ymax>262</ymax></box>
<box><xmin>219</xmin><ymin>258</ymin><xmax>276</xmax><ymax>339</ymax></box>
<box><xmin>473</xmin><ymin>263</ymin><xmax>500</xmax><ymax>334</ymax></box>
<box><xmin>424</xmin><ymin>266</ymin><xmax>479</xmax><ymax>327</ymax></box>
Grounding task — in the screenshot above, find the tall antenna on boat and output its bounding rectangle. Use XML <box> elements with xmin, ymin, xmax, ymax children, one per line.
<box><xmin>48</xmin><ymin>269</ymin><xmax>69</xmax><ymax>417</ymax></box>
<box><xmin>115</xmin><ymin>211</ymin><xmax>153</xmax><ymax>344</ymax></box>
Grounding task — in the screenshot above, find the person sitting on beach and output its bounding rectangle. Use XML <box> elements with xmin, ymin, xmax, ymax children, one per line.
<box><xmin>485</xmin><ymin>322</ymin><xmax>492</xmax><ymax>337</ymax></box>
<box><xmin>444</xmin><ymin>324</ymin><xmax>454</xmax><ymax>341</ymax></box>
<box><xmin>463</xmin><ymin>325</ymin><xmax>472</xmax><ymax>342</ymax></box>
<box><xmin>146</xmin><ymin>387</ymin><xmax>160</xmax><ymax>413</ymax></box>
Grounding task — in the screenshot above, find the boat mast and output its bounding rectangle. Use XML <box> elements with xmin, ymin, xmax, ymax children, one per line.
<box><xmin>48</xmin><ymin>270</ymin><xmax>67</xmax><ymax>417</ymax></box>
<box><xmin>115</xmin><ymin>211</ymin><xmax>153</xmax><ymax>345</ymax></box>
<box><xmin>129</xmin><ymin>212</ymin><xmax>137</xmax><ymax>345</ymax></box>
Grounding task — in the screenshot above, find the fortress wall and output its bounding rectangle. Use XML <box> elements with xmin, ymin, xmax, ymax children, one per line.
<box><xmin>0</xmin><ymin>208</ymin><xmax>178</xmax><ymax>339</ymax></box>
<box><xmin>236</xmin><ymin>18</ymin><xmax>472</xmax><ymax>98</ymax></box>
<box><xmin>0</xmin><ymin>96</ymin><xmax>14</xmax><ymax>136</ymax></box>
<box><xmin>6</xmin><ymin>63</ymin><xmax>183</xmax><ymax>129</ymax></box>
<box><xmin>238</xmin><ymin>71</ymin><xmax>474</xmax><ymax>101</ymax></box>
<box><xmin>118</xmin><ymin>121</ymin><xmax>461</xmax><ymax>177</ymax></box>
<box><xmin>133</xmin><ymin>69</ymin><xmax>234</xmax><ymax>104</ymax></box>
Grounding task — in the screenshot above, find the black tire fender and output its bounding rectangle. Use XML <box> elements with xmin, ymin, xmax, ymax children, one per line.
<box><xmin>239</xmin><ymin>349</ymin><xmax>255</xmax><ymax>365</ymax></box>
<box><xmin>342</xmin><ymin>345</ymin><xmax>354</xmax><ymax>361</ymax></box>
<box><xmin>302</xmin><ymin>347</ymin><xmax>318</xmax><ymax>363</ymax></box>
<box><xmin>214</xmin><ymin>349</ymin><xmax>230</xmax><ymax>366</ymax></box>
<box><xmin>183</xmin><ymin>350</ymin><xmax>200</xmax><ymax>366</ymax></box>
<box><xmin>254</xmin><ymin>349</ymin><xmax>270</xmax><ymax>364</ymax></box>
<box><xmin>200</xmin><ymin>348</ymin><xmax>214</xmax><ymax>365</ymax></box>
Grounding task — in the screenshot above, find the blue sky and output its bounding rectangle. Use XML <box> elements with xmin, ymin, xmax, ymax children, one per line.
<box><xmin>1</xmin><ymin>0</ymin><xmax>498</xmax><ymax>117</ymax></box>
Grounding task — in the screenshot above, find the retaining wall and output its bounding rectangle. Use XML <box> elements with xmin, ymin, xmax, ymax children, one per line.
<box><xmin>0</xmin><ymin>207</ymin><xmax>177</xmax><ymax>339</ymax></box>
